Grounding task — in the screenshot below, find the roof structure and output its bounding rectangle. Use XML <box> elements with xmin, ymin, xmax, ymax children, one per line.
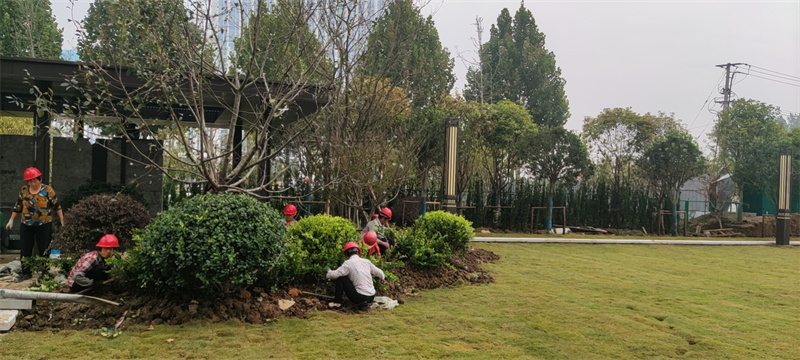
<box><xmin>0</xmin><ymin>56</ymin><xmax>329</xmax><ymax>129</ymax></box>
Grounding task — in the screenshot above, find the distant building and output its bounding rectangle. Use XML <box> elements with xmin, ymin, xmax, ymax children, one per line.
<box><xmin>208</xmin><ymin>0</ymin><xmax>386</xmax><ymax>68</ymax></box>
<box><xmin>61</xmin><ymin>49</ymin><xmax>79</xmax><ymax>61</ymax></box>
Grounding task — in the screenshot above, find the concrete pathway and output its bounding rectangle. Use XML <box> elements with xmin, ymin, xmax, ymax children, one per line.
<box><xmin>473</xmin><ymin>237</ymin><xmax>800</xmax><ymax>246</ymax></box>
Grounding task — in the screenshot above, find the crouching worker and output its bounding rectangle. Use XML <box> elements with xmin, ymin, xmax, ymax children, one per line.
<box><xmin>326</xmin><ymin>242</ymin><xmax>385</xmax><ymax>311</ymax></box>
<box><xmin>67</xmin><ymin>234</ymin><xmax>119</xmax><ymax>293</ymax></box>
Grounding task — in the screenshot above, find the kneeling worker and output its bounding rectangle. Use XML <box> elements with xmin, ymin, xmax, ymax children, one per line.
<box><xmin>67</xmin><ymin>234</ymin><xmax>119</xmax><ymax>293</ymax></box>
<box><xmin>361</xmin><ymin>207</ymin><xmax>392</xmax><ymax>253</ymax></box>
<box><xmin>326</xmin><ymin>242</ymin><xmax>385</xmax><ymax>310</ymax></box>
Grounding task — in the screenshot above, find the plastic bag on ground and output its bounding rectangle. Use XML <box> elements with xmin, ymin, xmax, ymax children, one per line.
<box><xmin>370</xmin><ymin>296</ymin><xmax>399</xmax><ymax>310</ymax></box>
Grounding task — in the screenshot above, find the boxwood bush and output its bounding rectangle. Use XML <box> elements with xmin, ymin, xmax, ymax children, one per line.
<box><xmin>412</xmin><ymin>211</ymin><xmax>474</xmax><ymax>255</ymax></box>
<box><xmin>391</xmin><ymin>227</ymin><xmax>449</xmax><ymax>269</ymax></box>
<box><xmin>129</xmin><ymin>193</ymin><xmax>286</xmax><ymax>294</ymax></box>
<box><xmin>283</xmin><ymin>214</ymin><xmax>360</xmax><ymax>284</ymax></box>
<box><xmin>53</xmin><ymin>194</ymin><xmax>151</xmax><ymax>255</ymax></box>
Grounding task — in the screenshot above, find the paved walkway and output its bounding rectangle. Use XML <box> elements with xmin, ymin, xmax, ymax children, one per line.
<box><xmin>473</xmin><ymin>237</ymin><xmax>800</xmax><ymax>246</ymax></box>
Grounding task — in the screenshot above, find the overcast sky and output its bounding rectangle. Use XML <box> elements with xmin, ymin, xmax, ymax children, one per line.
<box><xmin>52</xmin><ymin>0</ymin><xmax>800</xmax><ymax>152</ymax></box>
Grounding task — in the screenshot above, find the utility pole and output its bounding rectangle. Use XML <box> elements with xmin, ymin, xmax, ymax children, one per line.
<box><xmin>714</xmin><ymin>62</ymin><xmax>745</xmax><ymax>216</ymax></box>
<box><xmin>715</xmin><ymin>63</ymin><xmax>744</xmax><ymax>110</ymax></box>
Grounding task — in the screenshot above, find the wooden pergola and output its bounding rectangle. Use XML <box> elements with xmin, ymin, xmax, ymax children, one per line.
<box><xmin>0</xmin><ymin>55</ymin><xmax>329</xmax><ymax>183</ymax></box>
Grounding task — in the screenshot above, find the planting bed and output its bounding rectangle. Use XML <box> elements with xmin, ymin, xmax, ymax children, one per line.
<box><xmin>12</xmin><ymin>248</ymin><xmax>498</xmax><ymax>332</ymax></box>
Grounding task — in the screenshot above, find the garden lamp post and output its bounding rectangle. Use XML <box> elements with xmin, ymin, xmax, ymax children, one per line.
<box><xmin>443</xmin><ymin>118</ymin><xmax>458</xmax><ymax>214</ymax></box>
<box><xmin>776</xmin><ymin>147</ymin><xmax>791</xmax><ymax>245</ymax></box>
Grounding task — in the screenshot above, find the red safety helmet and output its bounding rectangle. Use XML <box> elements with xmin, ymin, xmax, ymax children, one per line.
<box><xmin>23</xmin><ymin>167</ymin><xmax>42</xmax><ymax>181</ymax></box>
<box><xmin>96</xmin><ymin>234</ymin><xmax>120</xmax><ymax>248</ymax></box>
<box><xmin>343</xmin><ymin>241</ymin><xmax>361</xmax><ymax>257</ymax></box>
<box><xmin>284</xmin><ymin>204</ymin><xmax>297</xmax><ymax>216</ymax></box>
<box><xmin>379</xmin><ymin>208</ymin><xmax>392</xmax><ymax>220</ymax></box>
<box><xmin>362</xmin><ymin>231</ymin><xmax>378</xmax><ymax>246</ymax></box>
<box><xmin>371</xmin><ymin>214</ymin><xmax>379</xmax><ymax>221</ymax></box>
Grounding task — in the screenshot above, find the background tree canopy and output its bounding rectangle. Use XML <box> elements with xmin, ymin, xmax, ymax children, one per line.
<box><xmin>463</xmin><ymin>3</ymin><xmax>569</xmax><ymax>128</ymax></box>
<box><xmin>0</xmin><ymin>0</ymin><xmax>62</xmax><ymax>59</ymax></box>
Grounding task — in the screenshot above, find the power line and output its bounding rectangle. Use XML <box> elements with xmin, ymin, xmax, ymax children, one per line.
<box><xmin>749</xmin><ymin>65</ymin><xmax>800</xmax><ymax>81</ymax></box>
<box><xmin>746</xmin><ymin>73</ymin><xmax>800</xmax><ymax>88</ymax></box>
<box><xmin>688</xmin><ymin>72</ymin><xmax>726</xmax><ymax>130</ymax></box>
<box><xmin>747</xmin><ymin>68</ymin><xmax>800</xmax><ymax>83</ymax></box>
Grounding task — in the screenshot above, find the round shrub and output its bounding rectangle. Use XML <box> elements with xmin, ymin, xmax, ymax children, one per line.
<box><xmin>283</xmin><ymin>214</ymin><xmax>360</xmax><ymax>284</ymax></box>
<box><xmin>129</xmin><ymin>193</ymin><xmax>286</xmax><ymax>294</ymax></box>
<box><xmin>53</xmin><ymin>194</ymin><xmax>151</xmax><ymax>255</ymax></box>
<box><xmin>412</xmin><ymin>211</ymin><xmax>474</xmax><ymax>255</ymax></box>
<box><xmin>61</xmin><ymin>181</ymin><xmax>147</xmax><ymax>211</ymax></box>
<box><xmin>392</xmin><ymin>227</ymin><xmax>449</xmax><ymax>269</ymax></box>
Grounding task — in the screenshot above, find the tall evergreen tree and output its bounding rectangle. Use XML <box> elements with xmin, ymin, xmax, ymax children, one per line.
<box><xmin>359</xmin><ymin>0</ymin><xmax>455</xmax><ymax>214</ymax></box>
<box><xmin>233</xmin><ymin>0</ymin><xmax>330</xmax><ymax>81</ymax></box>
<box><xmin>78</xmin><ymin>0</ymin><xmax>209</xmax><ymax>66</ymax></box>
<box><xmin>363</xmin><ymin>0</ymin><xmax>455</xmax><ymax>109</ymax></box>
<box><xmin>0</xmin><ymin>0</ymin><xmax>63</xmax><ymax>59</ymax></box>
<box><xmin>464</xmin><ymin>3</ymin><xmax>568</xmax><ymax>128</ymax></box>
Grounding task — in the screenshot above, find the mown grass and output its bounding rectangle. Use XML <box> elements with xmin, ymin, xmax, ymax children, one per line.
<box><xmin>475</xmin><ymin>232</ymin><xmax>778</xmax><ymax>241</ymax></box>
<box><xmin>1</xmin><ymin>243</ymin><xmax>798</xmax><ymax>359</ymax></box>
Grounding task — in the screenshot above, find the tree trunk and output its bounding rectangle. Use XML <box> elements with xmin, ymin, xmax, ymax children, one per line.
<box><xmin>670</xmin><ymin>189</ymin><xmax>680</xmax><ymax>236</ymax></box>
<box><xmin>671</xmin><ymin>201</ymin><xmax>678</xmax><ymax>236</ymax></box>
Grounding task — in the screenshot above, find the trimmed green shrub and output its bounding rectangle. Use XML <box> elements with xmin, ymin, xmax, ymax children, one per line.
<box><xmin>56</xmin><ymin>256</ymin><xmax>76</xmax><ymax>275</ymax></box>
<box><xmin>129</xmin><ymin>193</ymin><xmax>286</xmax><ymax>294</ymax></box>
<box><xmin>21</xmin><ymin>256</ymin><xmax>52</xmax><ymax>274</ymax></box>
<box><xmin>412</xmin><ymin>210</ymin><xmax>474</xmax><ymax>255</ymax></box>
<box><xmin>283</xmin><ymin>214</ymin><xmax>360</xmax><ymax>284</ymax></box>
<box><xmin>61</xmin><ymin>181</ymin><xmax>147</xmax><ymax>211</ymax></box>
<box><xmin>392</xmin><ymin>227</ymin><xmax>449</xmax><ymax>269</ymax></box>
<box><xmin>53</xmin><ymin>194</ymin><xmax>151</xmax><ymax>255</ymax></box>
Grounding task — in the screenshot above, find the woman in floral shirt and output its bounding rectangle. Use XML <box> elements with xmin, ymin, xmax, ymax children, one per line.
<box><xmin>4</xmin><ymin>167</ymin><xmax>64</xmax><ymax>280</ymax></box>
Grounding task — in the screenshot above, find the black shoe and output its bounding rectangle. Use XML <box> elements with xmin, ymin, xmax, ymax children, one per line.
<box><xmin>357</xmin><ymin>303</ymin><xmax>369</xmax><ymax>311</ymax></box>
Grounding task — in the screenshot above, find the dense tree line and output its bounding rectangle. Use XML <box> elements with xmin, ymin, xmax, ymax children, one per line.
<box><xmin>7</xmin><ymin>0</ymin><xmax>795</xmax><ymax>234</ymax></box>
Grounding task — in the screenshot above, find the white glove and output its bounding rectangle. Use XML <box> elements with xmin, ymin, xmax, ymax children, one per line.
<box><xmin>5</xmin><ymin>219</ymin><xmax>12</xmax><ymax>230</ymax></box>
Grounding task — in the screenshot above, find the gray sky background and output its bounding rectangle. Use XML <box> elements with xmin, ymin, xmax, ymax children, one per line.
<box><xmin>52</xmin><ymin>0</ymin><xmax>800</xmax><ymax>152</ymax></box>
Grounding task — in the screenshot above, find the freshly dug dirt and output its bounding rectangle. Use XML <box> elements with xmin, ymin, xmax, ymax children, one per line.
<box><xmin>11</xmin><ymin>247</ymin><xmax>499</xmax><ymax>332</ymax></box>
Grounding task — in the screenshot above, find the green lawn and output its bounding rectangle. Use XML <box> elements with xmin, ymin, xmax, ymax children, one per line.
<box><xmin>474</xmin><ymin>232</ymin><xmax>776</xmax><ymax>241</ymax></box>
<box><xmin>1</xmin><ymin>243</ymin><xmax>798</xmax><ymax>359</ymax></box>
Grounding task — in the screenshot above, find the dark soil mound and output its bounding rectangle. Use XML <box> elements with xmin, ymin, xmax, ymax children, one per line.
<box><xmin>12</xmin><ymin>247</ymin><xmax>499</xmax><ymax>332</ymax></box>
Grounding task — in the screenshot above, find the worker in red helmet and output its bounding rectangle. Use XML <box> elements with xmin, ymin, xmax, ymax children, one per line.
<box><xmin>326</xmin><ymin>241</ymin><xmax>385</xmax><ymax>311</ymax></box>
<box><xmin>5</xmin><ymin>167</ymin><xmax>64</xmax><ymax>281</ymax></box>
<box><xmin>361</xmin><ymin>230</ymin><xmax>381</xmax><ymax>261</ymax></box>
<box><xmin>67</xmin><ymin>234</ymin><xmax>120</xmax><ymax>293</ymax></box>
<box><xmin>361</xmin><ymin>207</ymin><xmax>392</xmax><ymax>253</ymax></box>
<box><xmin>284</xmin><ymin>204</ymin><xmax>298</xmax><ymax>228</ymax></box>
